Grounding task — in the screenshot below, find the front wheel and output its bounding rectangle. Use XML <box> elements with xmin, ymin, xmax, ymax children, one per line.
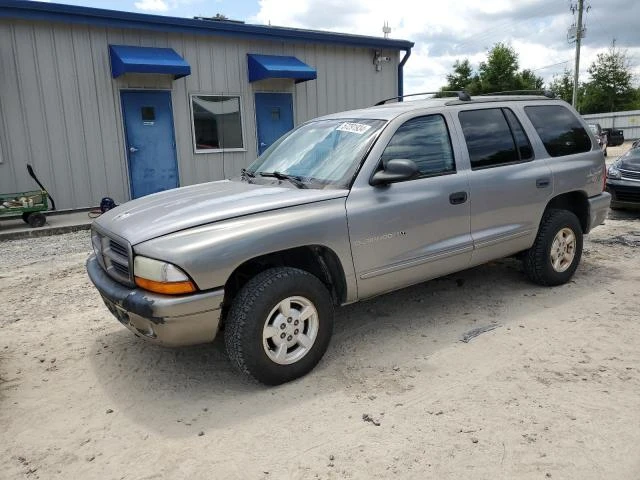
<box><xmin>523</xmin><ymin>209</ymin><xmax>583</xmax><ymax>286</ymax></box>
<box><xmin>224</xmin><ymin>267</ymin><xmax>334</xmax><ymax>385</ymax></box>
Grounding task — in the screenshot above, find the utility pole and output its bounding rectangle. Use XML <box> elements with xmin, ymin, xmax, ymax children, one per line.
<box><xmin>568</xmin><ymin>0</ymin><xmax>588</xmax><ymax>109</ymax></box>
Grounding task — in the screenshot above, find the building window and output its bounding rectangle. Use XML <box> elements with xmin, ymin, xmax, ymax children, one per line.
<box><xmin>190</xmin><ymin>95</ymin><xmax>244</xmax><ymax>152</ymax></box>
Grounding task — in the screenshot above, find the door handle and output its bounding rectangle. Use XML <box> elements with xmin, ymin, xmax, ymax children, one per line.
<box><xmin>129</xmin><ymin>146</ymin><xmax>139</xmax><ymax>153</ymax></box>
<box><xmin>449</xmin><ymin>191</ymin><xmax>468</xmax><ymax>205</ymax></box>
<box><xmin>259</xmin><ymin>142</ymin><xmax>267</xmax><ymax>147</ymax></box>
<box><xmin>536</xmin><ymin>178</ymin><xmax>550</xmax><ymax>188</ymax></box>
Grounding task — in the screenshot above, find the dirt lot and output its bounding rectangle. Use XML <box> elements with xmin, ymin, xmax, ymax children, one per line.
<box><xmin>2</xmin><ymin>209</ymin><xmax>640</xmax><ymax>480</ymax></box>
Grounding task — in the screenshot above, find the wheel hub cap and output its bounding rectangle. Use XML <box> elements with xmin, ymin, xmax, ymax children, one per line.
<box><xmin>550</xmin><ymin>227</ymin><xmax>576</xmax><ymax>273</ymax></box>
<box><xmin>262</xmin><ymin>296</ymin><xmax>319</xmax><ymax>365</ymax></box>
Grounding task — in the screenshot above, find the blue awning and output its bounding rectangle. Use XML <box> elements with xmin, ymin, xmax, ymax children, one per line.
<box><xmin>247</xmin><ymin>54</ymin><xmax>317</xmax><ymax>84</ymax></box>
<box><xmin>109</xmin><ymin>45</ymin><xmax>191</xmax><ymax>79</ymax></box>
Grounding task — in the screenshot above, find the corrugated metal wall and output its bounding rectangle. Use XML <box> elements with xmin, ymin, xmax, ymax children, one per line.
<box><xmin>582</xmin><ymin>110</ymin><xmax>640</xmax><ymax>141</ymax></box>
<box><xmin>0</xmin><ymin>19</ymin><xmax>399</xmax><ymax>210</ymax></box>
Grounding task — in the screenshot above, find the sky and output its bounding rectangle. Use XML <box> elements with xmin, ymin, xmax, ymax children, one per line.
<box><xmin>36</xmin><ymin>0</ymin><xmax>640</xmax><ymax>94</ymax></box>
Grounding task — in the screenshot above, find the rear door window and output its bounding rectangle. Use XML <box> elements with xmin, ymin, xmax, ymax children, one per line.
<box><xmin>459</xmin><ymin>108</ymin><xmax>532</xmax><ymax>169</ymax></box>
<box><xmin>524</xmin><ymin>105</ymin><xmax>591</xmax><ymax>157</ymax></box>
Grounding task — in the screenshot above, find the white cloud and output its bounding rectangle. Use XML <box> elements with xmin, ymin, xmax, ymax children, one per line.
<box><xmin>134</xmin><ymin>0</ymin><xmax>170</xmax><ymax>12</ymax></box>
<box><xmin>250</xmin><ymin>0</ymin><xmax>640</xmax><ymax>94</ymax></box>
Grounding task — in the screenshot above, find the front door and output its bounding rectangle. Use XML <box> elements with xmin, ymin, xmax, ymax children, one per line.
<box><xmin>255</xmin><ymin>92</ymin><xmax>294</xmax><ymax>155</ymax></box>
<box><xmin>346</xmin><ymin>114</ymin><xmax>473</xmax><ymax>300</ymax></box>
<box><xmin>121</xmin><ymin>90</ymin><xmax>179</xmax><ymax>199</ymax></box>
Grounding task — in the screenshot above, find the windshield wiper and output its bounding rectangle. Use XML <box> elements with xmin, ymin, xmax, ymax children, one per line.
<box><xmin>258</xmin><ymin>171</ymin><xmax>307</xmax><ymax>189</ymax></box>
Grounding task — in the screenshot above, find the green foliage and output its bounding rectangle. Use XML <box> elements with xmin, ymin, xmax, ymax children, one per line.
<box><xmin>580</xmin><ymin>43</ymin><xmax>638</xmax><ymax>114</ymax></box>
<box><xmin>548</xmin><ymin>69</ymin><xmax>576</xmax><ymax>104</ymax></box>
<box><xmin>441</xmin><ymin>42</ymin><xmax>544</xmax><ymax>95</ymax></box>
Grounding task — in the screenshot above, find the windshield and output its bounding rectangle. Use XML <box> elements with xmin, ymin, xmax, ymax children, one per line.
<box><xmin>247</xmin><ymin>119</ymin><xmax>386</xmax><ymax>189</ymax></box>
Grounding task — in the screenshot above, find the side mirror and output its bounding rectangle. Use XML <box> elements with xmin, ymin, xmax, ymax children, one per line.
<box><xmin>370</xmin><ymin>159</ymin><xmax>419</xmax><ymax>186</ymax></box>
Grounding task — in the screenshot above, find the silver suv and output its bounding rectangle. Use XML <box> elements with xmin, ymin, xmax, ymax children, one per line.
<box><xmin>87</xmin><ymin>93</ymin><xmax>611</xmax><ymax>385</ymax></box>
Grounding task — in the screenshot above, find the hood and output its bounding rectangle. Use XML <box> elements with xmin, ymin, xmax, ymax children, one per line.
<box><xmin>618</xmin><ymin>152</ymin><xmax>640</xmax><ymax>171</ymax></box>
<box><xmin>94</xmin><ymin>180</ymin><xmax>348</xmax><ymax>245</ymax></box>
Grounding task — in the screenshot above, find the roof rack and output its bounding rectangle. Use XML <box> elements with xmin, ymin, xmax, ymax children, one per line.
<box><xmin>477</xmin><ymin>89</ymin><xmax>556</xmax><ymax>98</ymax></box>
<box><xmin>374</xmin><ymin>90</ymin><xmax>471</xmax><ymax>106</ymax></box>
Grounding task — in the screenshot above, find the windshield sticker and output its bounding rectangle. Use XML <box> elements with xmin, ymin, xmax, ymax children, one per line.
<box><xmin>336</xmin><ymin>122</ymin><xmax>372</xmax><ymax>134</ymax></box>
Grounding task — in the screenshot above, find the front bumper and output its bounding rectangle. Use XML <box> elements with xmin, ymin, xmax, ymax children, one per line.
<box><xmin>587</xmin><ymin>192</ymin><xmax>611</xmax><ymax>231</ymax></box>
<box><xmin>606</xmin><ymin>180</ymin><xmax>640</xmax><ymax>208</ymax></box>
<box><xmin>86</xmin><ymin>255</ymin><xmax>224</xmax><ymax>347</ymax></box>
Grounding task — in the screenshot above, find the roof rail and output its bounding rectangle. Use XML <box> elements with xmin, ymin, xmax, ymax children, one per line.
<box><xmin>477</xmin><ymin>89</ymin><xmax>556</xmax><ymax>98</ymax></box>
<box><xmin>374</xmin><ymin>90</ymin><xmax>471</xmax><ymax>106</ymax></box>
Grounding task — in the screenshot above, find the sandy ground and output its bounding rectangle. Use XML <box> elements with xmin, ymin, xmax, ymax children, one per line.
<box><xmin>2</xmin><ymin>208</ymin><xmax>640</xmax><ymax>480</ymax></box>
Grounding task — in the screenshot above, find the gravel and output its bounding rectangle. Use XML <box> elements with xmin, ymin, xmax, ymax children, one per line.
<box><xmin>0</xmin><ymin>230</ymin><xmax>91</xmax><ymax>271</ymax></box>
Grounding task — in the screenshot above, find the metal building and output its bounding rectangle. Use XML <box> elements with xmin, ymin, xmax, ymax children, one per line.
<box><xmin>0</xmin><ymin>1</ymin><xmax>413</xmax><ymax>210</ymax></box>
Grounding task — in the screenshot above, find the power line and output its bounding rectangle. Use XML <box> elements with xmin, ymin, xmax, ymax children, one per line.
<box><xmin>531</xmin><ymin>61</ymin><xmax>570</xmax><ymax>72</ymax></box>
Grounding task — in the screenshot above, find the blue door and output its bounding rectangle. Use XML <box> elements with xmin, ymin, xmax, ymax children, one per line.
<box><xmin>255</xmin><ymin>93</ymin><xmax>294</xmax><ymax>155</ymax></box>
<box><xmin>121</xmin><ymin>90</ymin><xmax>179</xmax><ymax>199</ymax></box>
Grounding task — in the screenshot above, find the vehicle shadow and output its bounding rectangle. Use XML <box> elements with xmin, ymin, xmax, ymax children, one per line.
<box><xmin>90</xmin><ymin>256</ymin><xmax>613</xmax><ymax>437</ymax></box>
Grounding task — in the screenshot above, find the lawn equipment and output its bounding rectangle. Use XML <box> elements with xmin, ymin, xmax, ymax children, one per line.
<box><xmin>0</xmin><ymin>164</ymin><xmax>56</xmax><ymax>228</ymax></box>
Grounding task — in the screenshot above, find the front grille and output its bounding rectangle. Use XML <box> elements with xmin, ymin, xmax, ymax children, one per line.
<box><xmin>91</xmin><ymin>228</ymin><xmax>134</xmax><ymax>286</ymax></box>
<box><xmin>612</xmin><ymin>186</ymin><xmax>640</xmax><ymax>204</ymax></box>
<box><xmin>620</xmin><ymin>169</ymin><xmax>640</xmax><ymax>181</ymax></box>
<box><xmin>109</xmin><ymin>239</ymin><xmax>129</xmax><ymax>258</ymax></box>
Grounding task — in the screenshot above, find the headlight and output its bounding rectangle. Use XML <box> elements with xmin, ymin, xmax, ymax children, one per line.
<box><xmin>133</xmin><ymin>256</ymin><xmax>196</xmax><ymax>295</ymax></box>
<box><xmin>607</xmin><ymin>165</ymin><xmax>621</xmax><ymax>180</ymax></box>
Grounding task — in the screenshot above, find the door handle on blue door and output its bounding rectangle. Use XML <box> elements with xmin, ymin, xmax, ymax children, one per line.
<box><xmin>536</xmin><ymin>178</ymin><xmax>550</xmax><ymax>188</ymax></box>
<box><xmin>129</xmin><ymin>146</ymin><xmax>139</xmax><ymax>153</ymax></box>
<box><xmin>449</xmin><ymin>191</ymin><xmax>468</xmax><ymax>205</ymax></box>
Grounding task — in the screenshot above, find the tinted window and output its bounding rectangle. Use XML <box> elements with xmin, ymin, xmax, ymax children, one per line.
<box><xmin>459</xmin><ymin>108</ymin><xmax>519</xmax><ymax>169</ymax></box>
<box><xmin>191</xmin><ymin>95</ymin><xmax>244</xmax><ymax>151</ymax></box>
<box><xmin>525</xmin><ymin>105</ymin><xmax>591</xmax><ymax>157</ymax></box>
<box><xmin>380</xmin><ymin>115</ymin><xmax>455</xmax><ymax>176</ymax></box>
<box><xmin>503</xmin><ymin>108</ymin><xmax>534</xmax><ymax>160</ymax></box>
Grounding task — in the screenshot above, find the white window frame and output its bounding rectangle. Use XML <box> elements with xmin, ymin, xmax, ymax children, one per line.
<box><xmin>189</xmin><ymin>93</ymin><xmax>246</xmax><ymax>154</ymax></box>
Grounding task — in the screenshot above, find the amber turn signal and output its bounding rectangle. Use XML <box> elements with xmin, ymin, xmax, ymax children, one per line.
<box><xmin>135</xmin><ymin>276</ymin><xmax>196</xmax><ymax>295</ymax></box>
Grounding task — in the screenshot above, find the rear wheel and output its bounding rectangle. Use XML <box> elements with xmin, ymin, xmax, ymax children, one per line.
<box><xmin>523</xmin><ymin>209</ymin><xmax>583</xmax><ymax>286</ymax></box>
<box><xmin>224</xmin><ymin>267</ymin><xmax>334</xmax><ymax>385</ymax></box>
<box><xmin>27</xmin><ymin>212</ymin><xmax>46</xmax><ymax>228</ymax></box>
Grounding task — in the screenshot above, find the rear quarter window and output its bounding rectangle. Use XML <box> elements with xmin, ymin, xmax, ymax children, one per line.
<box><xmin>524</xmin><ymin>105</ymin><xmax>592</xmax><ymax>157</ymax></box>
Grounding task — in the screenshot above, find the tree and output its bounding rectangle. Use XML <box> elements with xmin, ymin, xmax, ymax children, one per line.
<box><xmin>517</xmin><ymin>69</ymin><xmax>545</xmax><ymax>91</ymax></box>
<box><xmin>581</xmin><ymin>43</ymin><xmax>637</xmax><ymax>114</ymax></box>
<box><xmin>548</xmin><ymin>69</ymin><xmax>575</xmax><ymax>104</ymax></box>
<box><xmin>478</xmin><ymin>43</ymin><xmax>521</xmax><ymax>92</ymax></box>
<box><xmin>440</xmin><ymin>43</ymin><xmax>544</xmax><ymax>95</ymax></box>
<box><xmin>444</xmin><ymin>59</ymin><xmax>473</xmax><ymax>90</ymax></box>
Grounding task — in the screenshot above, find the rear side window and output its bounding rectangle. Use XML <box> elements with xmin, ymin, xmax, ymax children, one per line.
<box><xmin>524</xmin><ymin>105</ymin><xmax>591</xmax><ymax>157</ymax></box>
<box><xmin>459</xmin><ymin>108</ymin><xmax>533</xmax><ymax>169</ymax></box>
<box><xmin>380</xmin><ymin>115</ymin><xmax>455</xmax><ymax>176</ymax></box>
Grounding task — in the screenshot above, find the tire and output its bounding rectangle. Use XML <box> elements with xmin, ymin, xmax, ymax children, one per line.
<box><xmin>27</xmin><ymin>212</ymin><xmax>46</xmax><ymax>228</ymax></box>
<box><xmin>523</xmin><ymin>209</ymin><xmax>583</xmax><ymax>286</ymax></box>
<box><xmin>21</xmin><ymin>212</ymin><xmax>31</xmax><ymax>224</ymax></box>
<box><xmin>224</xmin><ymin>267</ymin><xmax>334</xmax><ymax>385</ymax></box>
<box><xmin>603</xmin><ymin>148</ymin><xmax>608</xmax><ymax>157</ymax></box>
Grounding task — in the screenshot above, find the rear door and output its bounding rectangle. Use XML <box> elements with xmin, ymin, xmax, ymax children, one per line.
<box><xmin>457</xmin><ymin>106</ymin><xmax>553</xmax><ymax>265</ymax></box>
